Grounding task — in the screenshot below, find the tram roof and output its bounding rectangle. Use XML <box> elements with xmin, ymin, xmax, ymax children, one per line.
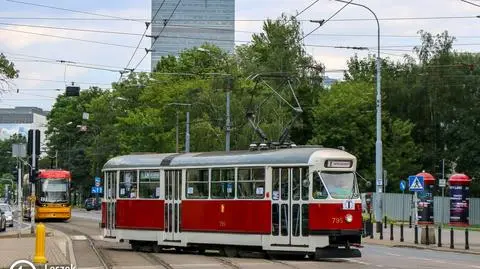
<box><xmin>102</xmin><ymin>147</ymin><xmax>355</xmax><ymax>170</ymax></box>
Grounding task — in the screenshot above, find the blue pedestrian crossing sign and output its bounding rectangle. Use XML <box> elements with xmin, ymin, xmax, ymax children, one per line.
<box><xmin>400</xmin><ymin>180</ymin><xmax>406</xmax><ymax>192</ymax></box>
<box><xmin>91</xmin><ymin>186</ymin><xmax>103</xmax><ymax>194</ymax></box>
<box><xmin>408</xmin><ymin>176</ymin><xmax>424</xmax><ymax>192</ymax></box>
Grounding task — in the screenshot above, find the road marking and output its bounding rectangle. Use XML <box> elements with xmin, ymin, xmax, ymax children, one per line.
<box><xmin>409</xmin><ymin>257</ymin><xmax>433</xmax><ymax>261</ymax></box>
<box><xmin>376</xmin><ymin>265</ymin><xmax>384</xmax><ymax>268</ymax></box>
<box><xmin>70</xmin><ymin>235</ymin><xmax>87</xmax><ymax>240</ymax></box>
<box><xmin>468</xmin><ymin>266</ymin><xmax>480</xmax><ymax>269</ymax></box>
<box><xmin>384</xmin><ymin>252</ymin><xmax>401</xmax><ymax>257</ymax></box>
<box><xmin>171</xmin><ymin>264</ymin><xmax>223</xmax><ymax>268</ymax></box>
<box><xmin>346</xmin><ymin>259</ymin><xmax>371</xmax><ymax>265</ymax></box>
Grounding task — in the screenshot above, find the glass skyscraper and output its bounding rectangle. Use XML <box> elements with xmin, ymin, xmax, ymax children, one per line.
<box><xmin>150</xmin><ymin>0</ymin><xmax>235</xmax><ymax>70</ymax></box>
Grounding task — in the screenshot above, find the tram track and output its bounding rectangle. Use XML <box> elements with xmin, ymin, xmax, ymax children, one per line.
<box><xmin>137</xmin><ymin>252</ymin><xmax>175</xmax><ymax>269</ymax></box>
<box><xmin>46</xmin><ymin>222</ymin><xmax>113</xmax><ymax>269</ymax></box>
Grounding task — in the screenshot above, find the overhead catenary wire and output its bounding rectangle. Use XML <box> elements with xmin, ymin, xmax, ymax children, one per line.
<box><xmin>1</xmin><ymin>51</ymin><xmax>149</xmax><ymax>72</ymax></box>
<box><xmin>0</xmin><ymin>15</ymin><xmax>478</xmax><ymax>22</ymax></box>
<box><xmin>4</xmin><ymin>23</ymin><xmax>478</xmax><ymax>58</ymax></box>
<box><xmin>121</xmin><ymin>0</ymin><xmax>167</xmax><ymax>80</ymax></box>
<box><xmin>131</xmin><ymin>0</ymin><xmax>182</xmax><ymax>72</ymax></box>
<box><xmin>5</xmin><ymin>0</ymin><xmax>144</xmax><ymax>23</ymax></box>
<box><xmin>300</xmin><ymin>0</ymin><xmax>353</xmax><ymax>41</ymax></box>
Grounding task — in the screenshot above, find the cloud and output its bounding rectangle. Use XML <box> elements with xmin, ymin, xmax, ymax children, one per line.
<box><xmin>0</xmin><ymin>0</ymin><xmax>478</xmax><ymax>110</ymax></box>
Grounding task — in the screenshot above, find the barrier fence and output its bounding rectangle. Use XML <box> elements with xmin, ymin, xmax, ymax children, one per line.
<box><xmin>362</xmin><ymin>193</ymin><xmax>480</xmax><ymax>225</ymax></box>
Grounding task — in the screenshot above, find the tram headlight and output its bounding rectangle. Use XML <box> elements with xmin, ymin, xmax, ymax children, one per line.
<box><xmin>345</xmin><ymin>214</ymin><xmax>353</xmax><ymax>223</ymax></box>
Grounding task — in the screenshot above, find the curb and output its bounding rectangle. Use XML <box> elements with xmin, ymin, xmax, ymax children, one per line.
<box><xmin>0</xmin><ymin>231</ymin><xmax>53</xmax><ymax>239</ymax></box>
<box><xmin>363</xmin><ymin>241</ymin><xmax>480</xmax><ymax>255</ymax></box>
<box><xmin>49</xmin><ymin>228</ymin><xmax>76</xmax><ymax>266</ymax></box>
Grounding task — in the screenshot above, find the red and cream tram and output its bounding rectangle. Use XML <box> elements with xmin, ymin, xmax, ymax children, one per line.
<box><xmin>101</xmin><ymin>146</ymin><xmax>362</xmax><ymax>258</ymax></box>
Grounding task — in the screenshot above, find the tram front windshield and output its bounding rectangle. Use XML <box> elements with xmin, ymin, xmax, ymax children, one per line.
<box><xmin>316</xmin><ymin>171</ymin><xmax>359</xmax><ymax>199</ymax></box>
<box><xmin>38</xmin><ymin>178</ymin><xmax>69</xmax><ymax>203</ymax></box>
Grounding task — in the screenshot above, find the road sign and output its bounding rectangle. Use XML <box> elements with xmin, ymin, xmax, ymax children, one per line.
<box><xmin>400</xmin><ymin>180</ymin><xmax>406</xmax><ymax>192</ymax></box>
<box><xmin>439</xmin><ymin>179</ymin><xmax>446</xmax><ymax>188</ymax></box>
<box><xmin>91</xmin><ymin>186</ymin><xmax>103</xmax><ymax>194</ymax></box>
<box><xmin>376</xmin><ymin>178</ymin><xmax>383</xmax><ymax>186</ymax></box>
<box><xmin>95</xmin><ymin>177</ymin><xmax>101</xmax><ymax>187</ymax></box>
<box><xmin>408</xmin><ymin>175</ymin><xmax>424</xmax><ymax>192</ymax></box>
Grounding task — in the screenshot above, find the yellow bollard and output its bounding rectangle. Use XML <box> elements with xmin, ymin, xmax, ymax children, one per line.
<box><xmin>33</xmin><ymin>223</ymin><xmax>48</xmax><ymax>264</ymax></box>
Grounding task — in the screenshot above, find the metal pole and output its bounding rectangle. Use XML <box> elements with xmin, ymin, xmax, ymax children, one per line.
<box><xmin>31</xmin><ymin>130</ymin><xmax>36</xmax><ymax>234</ymax></box>
<box><xmin>441</xmin><ymin>158</ymin><xmax>445</xmax><ymax>225</ymax></box>
<box><xmin>402</xmin><ymin>189</ymin><xmax>405</xmax><ymax>223</ymax></box>
<box><xmin>175</xmin><ymin>111</ymin><xmax>179</xmax><ymax>153</ymax></box>
<box><xmin>374</xmin><ymin>14</ymin><xmax>383</xmax><ymax>232</ymax></box>
<box><xmin>226</xmin><ymin>90</ymin><xmax>231</xmax><ymax>152</ymax></box>
<box><xmin>17</xmin><ymin>158</ymin><xmax>22</xmax><ymax>236</ymax></box>
<box><xmin>335</xmin><ymin>0</ymin><xmax>382</xmax><ymax>232</ymax></box>
<box><xmin>185</xmin><ymin>111</ymin><xmax>190</xmax><ymax>153</ymax></box>
<box><xmin>55</xmin><ymin>150</ymin><xmax>58</xmax><ymax>169</ymax></box>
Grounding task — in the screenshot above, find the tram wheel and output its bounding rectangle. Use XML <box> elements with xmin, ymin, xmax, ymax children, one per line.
<box><xmin>152</xmin><ymin>244</ymin><xmax>162</xmax><ymax>253</ymax></box>
<box><xmin>131</xmin><ymin>242</ymin><xmax>141</xmax><ymax>252</ymax></box>
<box><xmin>223</xmin><ymin>246</ymin><xmax>238</xmax><ymax>258</ymax></box>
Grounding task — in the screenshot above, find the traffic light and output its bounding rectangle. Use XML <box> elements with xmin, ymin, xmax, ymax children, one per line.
<box><xmin>66</xmin><ymin>85</ymin><xmax>80</xmax><ymax>96</ymax></box>
<box><xmin>27</xmin><ymin>129</ymin><xmax>40</xmax><ymax>156</ymax></box>
<box><xmin>29</xmin><ymin>169</ymin><xmax>40</xmax><ymax>183</ymax></box>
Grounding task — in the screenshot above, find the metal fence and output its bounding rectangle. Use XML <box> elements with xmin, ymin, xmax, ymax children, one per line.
<box><xmin>364</xmin><ymin>193</ymin><xmax>480</xmax><ymax>225</ymax></box>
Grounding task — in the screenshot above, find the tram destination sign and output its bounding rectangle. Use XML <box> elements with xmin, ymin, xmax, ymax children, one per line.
<box><xmin>325</xmin><ymin>160</ymin><xmax>352</xmax><ymax>168</ymax></box>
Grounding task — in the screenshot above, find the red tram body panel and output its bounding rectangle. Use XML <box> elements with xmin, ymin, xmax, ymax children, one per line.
<box><xmin>116</xmin><ymin>200</ymin><xmax>165</xmax><ymax>230</ymax></box>
<box><xmin>308</xmin><ymin>203</ymin><xmax>363</xmax><ymax>232</ymax></box>
<box><xmin>181</xmin><ymin>200</ymin><xmax>271</xmax><ymax>234</ymax></box>
<box><xmin>100</xmin><ymin>147</ymin><xmax>363</xmax><ymax>259</ymax></box>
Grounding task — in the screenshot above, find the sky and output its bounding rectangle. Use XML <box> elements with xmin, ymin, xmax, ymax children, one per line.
<box><xmin>0</xmin><ymin>0</ymin><xmax>479</xmax><ymax>111</ymax></box>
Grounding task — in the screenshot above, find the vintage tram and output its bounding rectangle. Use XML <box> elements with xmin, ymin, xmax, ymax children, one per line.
<box><xmin>101</xmin><ymin>146</ymin><xmax>362</xmax><ymax>258</ymax></box>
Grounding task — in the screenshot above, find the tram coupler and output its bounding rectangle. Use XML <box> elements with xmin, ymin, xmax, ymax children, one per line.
<box><xmin>314</xmin><ymin>246</ymin><xmax>362</xmax><ymax>259</ymax></box>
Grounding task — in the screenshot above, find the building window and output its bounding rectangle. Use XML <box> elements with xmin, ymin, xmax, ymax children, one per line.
<box><xmin>237</xmin><ymin>167</ymin><xmax>265</xmax><ymax>199</ymax></box>
<box><xmin>119</xmin><ymin>170</ymin><xmax>137</xmax><ymax>199</ymax></box>
<box><xmin>211</xmin><ymin>168</ymin><xmax>235</xmax><ymax>199</ymax></box>
<box><xmin>186</xmin><ymin>169</ymin><xmax>208</xmax><ymax>199</ymax></box>
<box><xmin>139</xmin><ymin>170</ymin><xmax>160</xmax><ymax>199</ymax></box>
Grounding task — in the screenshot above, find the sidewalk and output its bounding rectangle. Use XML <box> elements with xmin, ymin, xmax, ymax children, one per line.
<box><xmin>363</xmin><ymin>224</ymin><xmax>480</xmax><ymax>255</ymax></box>
<box><xmin>0</xmin><ymin>226</ymin><xmax>72</xmax><ymax>269</ymax></box>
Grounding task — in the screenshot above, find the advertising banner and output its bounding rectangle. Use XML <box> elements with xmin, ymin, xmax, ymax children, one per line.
<box><xmin>417</xmin><ymin>184</ymin><xmax>434</xmax><ymax>223</ymax></box>
<box><xmin>449</xmin><ymin>185</ymin><xmax>469</xmax><ymax>225</ymax></box>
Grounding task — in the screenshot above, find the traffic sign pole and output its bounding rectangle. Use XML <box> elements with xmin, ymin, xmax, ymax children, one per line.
<box><xmin>400</xmin><ymin>180</ymin><xmax>406</xmax><ymax>223</ymax></box>
<box><xmin>408</xmin><ymin>175</ymin><xmax>425</xmax><ymax>226</ymax></box>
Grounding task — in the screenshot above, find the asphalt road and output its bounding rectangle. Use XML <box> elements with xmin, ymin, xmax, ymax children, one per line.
<box><xmin>59</xmin><ymin>209</ymin><xmax>480</xmax><ymax>269</ymax></box>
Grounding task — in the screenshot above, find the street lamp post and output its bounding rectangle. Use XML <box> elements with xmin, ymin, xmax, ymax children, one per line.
<box><xmin>167</xmin><ymin>103</ymin><xmax>191</xmax><ymax>153</ymax></box>
<box><xmin>334</xmin><ymin>0</ymin><xmax>383</xmax><ymax>230</ymax></box>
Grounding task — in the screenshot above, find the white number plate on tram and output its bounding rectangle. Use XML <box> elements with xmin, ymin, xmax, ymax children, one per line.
<box><xmin>342</xmin><ymin>199</ymin><xmax>355</xmax><ymax>210</ymax></box>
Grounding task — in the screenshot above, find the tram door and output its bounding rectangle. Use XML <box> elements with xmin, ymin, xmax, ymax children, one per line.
<box><xmin>164</xmin><ymin>170</ymin><xmax>182</xmax><ymax>242</ymax></box>
<box><xmin>271</xmin><ymin>167</ymin><xmax>309</xmax><ymax>246</ymax></box>
<box><xmin>105</xmin><ymin>171</ymin><xmax>117</xmax><ymax>238</ymax></box>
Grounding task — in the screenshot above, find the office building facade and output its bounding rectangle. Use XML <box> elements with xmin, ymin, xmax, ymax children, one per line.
<box><xmin>151</xmin><ymin>0</ymin><xmax>235</xmax><ymax>70</ymax></box>
<box><xmin>0</xmin><ymin>106</ymin><xmax>48</xmax><ymax>155</ymax></box>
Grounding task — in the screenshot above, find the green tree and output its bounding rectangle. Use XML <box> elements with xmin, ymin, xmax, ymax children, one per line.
<box><xmin>309</xmin><ymin>81</ymin><xmax>421</xmax><ymax>192</ymax></box>
<box><xmin>46</xmin><ymin>87</ymin><xmax>108</xmax><ymax>196</ymax></box>
<box><xmin>235</xmin><ymin>13</ymin><xmax>324</xmax><ymax>145</ymax></box>
<box><xmin>0</xmin><ymin>53</ymin><xmax>19</xmax><ymax>92</ymax></box>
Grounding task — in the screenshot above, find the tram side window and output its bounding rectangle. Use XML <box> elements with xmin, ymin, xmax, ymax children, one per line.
<box><xmin>237</xmin><ymin>167</ymin><xmax>265</xmax><ymax>199</ymax></box>
<box><xmin>211</xmin><ymin>168</ymin><xmax>235</xmax><ymax>199</ymax></box>
<box><xmin>313</xmin><ymin>172</ymin><xmax>328</xmax><ymax>199</ymax></box>
<box><xmin>139</xmin><ymin>170</ymin><xmax>160</xmax><ymax>199</ymax></box>
<box><xmin>119</xmin><ymin>171</ymin><xmax>138</xmax><ymax>199</ymax></box>
<box><xmin>186</xmin><ymin>169</ymin><xmax>209</xmax><ymax>199</ymax></box>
